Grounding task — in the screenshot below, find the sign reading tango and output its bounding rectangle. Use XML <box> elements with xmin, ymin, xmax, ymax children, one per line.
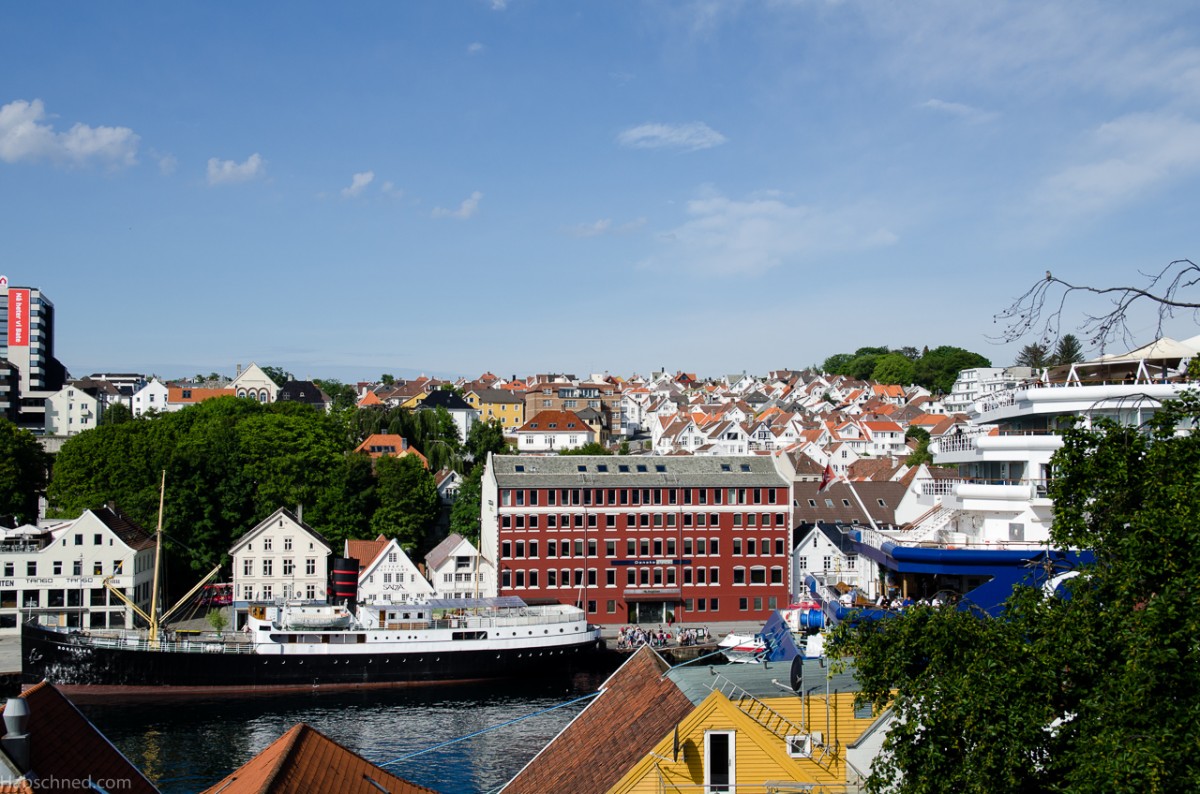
<box><xmin>7</xmin><ymin>287</ymin><xmax>29</xmax><ymax>347</ymax></box>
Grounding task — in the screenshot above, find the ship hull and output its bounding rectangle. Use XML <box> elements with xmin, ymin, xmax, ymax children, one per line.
<box><xmin>21</xmin><ymin>622</ymin><xmax>605</xmax><ymax>695</ymax></box>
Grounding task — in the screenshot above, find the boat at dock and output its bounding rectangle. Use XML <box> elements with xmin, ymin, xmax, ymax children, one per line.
<box><xmin>22</xmin><ymin>596</ymin><xmax>602</xmax><ymax>694</ymax></box>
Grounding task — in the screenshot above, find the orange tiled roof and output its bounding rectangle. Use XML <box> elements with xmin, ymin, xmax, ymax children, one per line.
<box><xmin>168</xmin><ymin>386</ymin><xmax>235</xmax><ymax>404</ymax></box>
<box><xmin>357</xmin><ymin>390</ymin><xmax>383</xmax><ymax>407</ymax></box>
<box><xmin>345</xmin><ymin>534</ymin><xmax>389</xmax><ymax>571</ymax></box>
<box><xmin>200</xmin><ymin>722</ymin><xmax>436</xmax><ymax>794</ymax></box>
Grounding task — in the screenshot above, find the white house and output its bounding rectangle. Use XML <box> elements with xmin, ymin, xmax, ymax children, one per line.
<box><xmin>424</xmin><ymin>533</ymin><xmax>492</xmax><ymax>599</ymax></box>
<box><xmin>347</xmin><ymin>534</ymin><xmax>434</xmax><ymax>605</ymax></box>
<box><xmin>792</xmin><ymin>523</ymin><xmax>867</xmax><ymax>602</ymax></box>
<box><xmin>43</xmin><ymin>380</ymin><xmax>121</xmax><ymax>436</ymax></box>
<box><xmin>514</xmin><ymin>410</ymin><xmax>596</xmax><ymax>453</ymax></box>
<box><xmin>131</xmin><ymin>378</ymin><xmax>171</xmax><ymax>417</ymax></box>
<box><xmin>229</xmin><ymin>508</ymin><xmax>332</xmax><ymax>619</ymax></box>
<box><xmin>3</xmin><ymin>507</ymin><xmax>157</xmax><ymax>632</ymax></box>
<box><xmin>230</xmin><ymin>362</ymin><xmax>278</xmax><ymax>404</ymax></box>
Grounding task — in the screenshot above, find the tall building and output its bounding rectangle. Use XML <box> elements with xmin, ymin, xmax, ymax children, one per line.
<box><xmin>0</xmin><ymin>276</ymin><xmax>67</xmax><ymax>430</ymax></box>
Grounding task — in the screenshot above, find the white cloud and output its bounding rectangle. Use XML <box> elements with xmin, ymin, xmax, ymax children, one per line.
<box><xmin>919</xmin><ymin>98</ymin><xmax>998</xmax><ymax>124</ymax></box>
<box><xmin>341</xmin><ymin>170</ymin><xmax>375</xmax><ymax>198</ymax></box>
<box><xmin>432</xmin><ymin>190</ymin><xmax>483</xmax><ymax>219</ymax></box>
<box><xmin>153</xmin><ymin>151</ymin><xmax>177</xmax><ymax>176</ymax></box>
<box><xmin>566</xmin><ymin>217</ymin><xmax>647</xmax><ymax>238</ymax></box>
<box><xmin>206</xmin><ymin>153</ymin><xmax>266</xmax><ymax>185</ymax></box>
<box><xmin>617</xmin><ymin>122</ymin><xmax>727</xmax><ymax>151</ymax></box>
<box><xmin>0</xmin><ymin>98</ymin><xmax>139</xmax><ymax>168</ymax></box>
<box><xmin>490</xmin><ymin>0</ymin><xmax>507</xmax><ymax>9</ymax></box>
<box><xmin>467</xmin><ymin>42</ymin><xmax>485</xmax><ymax>55</ymax></box>
<box><xmin>1037</xmin><ymin>112</ymin><xmax>1200</xmax><ymax>217</ymax></box>
<box><xmin>643</xmin><ymin>187</ymin><xmax>898</xmax><ymax>276</ymax></box>
<box><xmin>380</xmin><ymin>180</ymin><xmax>402</xmax><ymax>197</ymax></box>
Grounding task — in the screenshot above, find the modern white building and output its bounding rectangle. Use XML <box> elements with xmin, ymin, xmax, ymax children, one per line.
<box><xmin>3</xmin><ymin>507</ymin><xmax>157</xmax><ymax>632</ymax></box>
<box><xmin>229</xmin><ymin>508</ymin><xmax>332</xmax><ymax>612</ymax></box>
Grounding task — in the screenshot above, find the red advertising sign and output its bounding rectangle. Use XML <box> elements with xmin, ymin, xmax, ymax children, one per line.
<box><xmin>8</xmin><ymin>288</ymin><xmax>28</xmax><ymax>347</ymax></box>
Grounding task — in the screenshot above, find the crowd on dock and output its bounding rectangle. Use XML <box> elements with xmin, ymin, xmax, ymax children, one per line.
<box><xmin>614</xmin><ymin>625</ymin><xmax>711</xmax><ymax>650</ymax></box>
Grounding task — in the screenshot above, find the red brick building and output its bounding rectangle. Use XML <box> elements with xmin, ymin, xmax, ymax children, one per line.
<box><xmin>480</xmin><ymin>454</ymin><xmax>791</xmax><ymax>625</ymax></box>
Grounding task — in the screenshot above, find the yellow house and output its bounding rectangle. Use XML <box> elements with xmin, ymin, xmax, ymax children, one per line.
<box><xmin>464</xmin><ymin>387</ymin><xmax>526</xmax><ymax>433</ymax></box>
<box><xmin>606</xmin><ymin>665</ymin><xmax>879</xmax><ymax>793</ymax></box>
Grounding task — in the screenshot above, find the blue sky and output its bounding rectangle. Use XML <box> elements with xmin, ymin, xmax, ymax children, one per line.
<box><xmin>4</xmin><ymin>1</ymin><xmax>1200</xmax><ymax>383</ymax></box>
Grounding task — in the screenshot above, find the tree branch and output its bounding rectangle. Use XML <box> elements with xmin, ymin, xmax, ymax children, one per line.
<box><xmin>991</xmin><ymin>259</ymin><xmax>1200</xmax><ymax>352</ymax></box>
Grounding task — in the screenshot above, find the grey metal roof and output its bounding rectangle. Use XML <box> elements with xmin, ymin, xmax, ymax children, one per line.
<box><xmin>666</xmin><ymin>657</ymin><xmax>861</xmax><ymax>706</ymax></box>
<box><xmin>491</xmin><ymin>454</ymin><xmax>787</xmax><ymax>487</ymax></box>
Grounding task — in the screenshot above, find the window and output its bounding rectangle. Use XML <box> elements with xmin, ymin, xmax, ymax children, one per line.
<box><xmin>72</xmin><ymin>560</ymin><xmax>82</xmax><ymax>576</ymax></box>
<box><xmin>25</xmin><ymin>561</ymin><xmax>35</xmax><ymax>577</ymax></box>
<box><xmin>262</xmin><ymin>585</ymin><xmax>272</xmax><ymax>599</ymax></box>
<box><xmin>93</xmin><ymin>533</ymin><xmax>102</xmax><ymax>545</ymax></box>
<box><xmin>283</xmin><ymin>559</ymin><xmax>294</xmax><ymax>576</ymax></box>
<box><xmin>750</xmin><ymin>566</ymin><xmax>766</xmax><ymax>585</ymax></box>
<box><xmin>264</xmin><ymin>538</ymin><xmax>273</xmax><ymax>551</ymax></box>
<box><xmin>306</xmin><ymin>558</ymin><xmax>316</xmax><ymax>575</ymax></box>
<box><xmin>262</xmin><ymin>559</ymin><xmax>274</xmax><ymax>576</ymax></box>
<box><xmin>733</xmin><ymin>539</ymin><xmax>742</xmax><ymax>556</ymax></box>
<box><xmin>733</xmin><ymin>567</ymin><xmax>746</xmax><ymax>584</ymax></box>
<box><xmin>53</xmin><ymin>561</ymin><xmax>62</xmax><ymax>576</ymax></box>
<box><xmin>606</xmin><ymin>569</ymin><xmax>616</xmax><ymax>586</ymax></box>
<box><xmin>284</xmin><ymin>537</ymin><xmax>293</xmax><ymax>551</ymax></box>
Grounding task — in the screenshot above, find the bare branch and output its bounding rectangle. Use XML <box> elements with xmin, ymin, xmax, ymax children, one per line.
<box><xmin>991</xmin><ymin>259</ymin><xmax>1200</xmax><ymax>353</ymax></box>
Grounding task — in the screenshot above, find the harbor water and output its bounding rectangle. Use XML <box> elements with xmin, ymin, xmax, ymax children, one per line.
<box><xmin>78</xmin><ymin>673</ymin><xmax>606</xmax><ymax>794</ymax></box>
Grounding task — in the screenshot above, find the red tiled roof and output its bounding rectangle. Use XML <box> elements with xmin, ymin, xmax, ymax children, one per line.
<box><xmin>201</xmin><ymin>723</ymin><xmax>435</xmax><ymax>794</ymax></box>
<box><xmin>3</xmin><ymin>682</ymin><xmax>158</xmax><ymax>794</ymax></box>
<box><xmin>503</xmin><ymin>647</ymin><xmax>694</xmax><ymax>794</ymax></box>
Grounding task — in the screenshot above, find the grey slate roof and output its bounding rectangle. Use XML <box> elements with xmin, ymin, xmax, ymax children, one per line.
<box><xmin>490</xmin><ymin>454</ymin><xmax>787</xmax><ymax>488</ymax></box>
<box><xmin>419</xmin><ymin>390</ymin><xmax>475</xmax><ymax>411</ymax></box>
<box><xmin>666</xmin><ymin>657</ymin><xmax>861</xmax><ymax>705</ymax></box>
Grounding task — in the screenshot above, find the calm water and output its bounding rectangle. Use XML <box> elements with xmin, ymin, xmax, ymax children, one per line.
<box><xmin>79</xmin><ymin>673</ymin><xmax>605</xmax><ymax>794</ymax></box>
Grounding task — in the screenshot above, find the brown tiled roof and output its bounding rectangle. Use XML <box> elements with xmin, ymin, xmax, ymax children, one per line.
<box><xmin>94</xmin><ymin>507</ymin><xmax>156</xmax><ymax>552</ymax></box>
<box><xmin>2</xmin><ymin>682</ymin><xmax>159</xmax><ymax>794</ymax></box>
<box><xmin>502</xmin><ymin>646</ymin><xmax>694</xmax><ymax>794</ymax></box>
<box><xmin>200</xmin><ymin>723</ymin><xmax>435</xmax><ymax>794</ymax></box>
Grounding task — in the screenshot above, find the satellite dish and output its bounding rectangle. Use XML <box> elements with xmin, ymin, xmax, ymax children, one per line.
<box><xmin>789</xmin><ymin>655</ymin><xmax>804</xmax><ymax>693</ymax></box>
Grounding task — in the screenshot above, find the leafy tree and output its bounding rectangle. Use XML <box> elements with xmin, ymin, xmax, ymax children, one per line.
<box><xmin>871</xmin><ymin>353</ymin><xmax>916</xmax><ymax>385</ymax></box>
<box><xmin>449</xmin><ymin>467</ymin><xmax>483</xmax><ymax>542</ymax></box>
<box><xmin>1051</xmin><ymin>333</ymin><xmax>1085</xmax><ymax>366</ymax></box>
<box><xmin>829</xmin><ymin>395</ymin><xmax>1200</xmax><ymax>793</ymax></box>
<box><xmin>309</xmin><ymin>452</ymin><xmax>377</xmax><ymax>545</ymax></box>
<box><xmin>618</xmin><ymin>439</ymin><xmax>631</xmax><ymax>455</ymax></box>
<box><xmin>913</xmin><ymin>346</ymin><xmax>991</xmax><ymax>394</ymax></box>
<box><xmin>845</xmin><ymin>354</ymin><xmax>881</xmax><ymax>381</ymax></box>
<box><xmin>465</xmin><ymin>419</ymin><xmax>509</xmax><ymax>468</ymax></box>
<box><xmin>380</xmin><ymin>374</ymin><xmax>395</xmax><ymax>385</ymax></box>
<box><xmin>560</xmin><ymin>441</ymin><xmax>612</xmax><ymax>456</ymax></box>
<box><xmin>0</xmin><ymin>419</ymin><xmax>50</xmax><ymax>524</ymax></box>
<box><xmin>822</xmin><ymin>353</ymin><xmax>854</xmax><ymax>374</ymax></box>
<box><xmin>313</xmin><ymin>379</ymin><xmax>359</xmax><ymax>412</ymax></box>
<box><xmin>101</xmin><ymin>402</ymin><xmax>133</xmax><ymax>425</ymax></box>
<box><xmin>1015</xmin><ymin>341</ymin><xmax>1050</xmax><ymax>368</ymax></box>
<box><xmin>370</xmin><ymin>453</ymin><xmax>439</xmax><ymax>554</ymax></box>
<box><xmin>206</xmin><ymin>608</ymin><xmax>228</xmax><ymax>634</ymax></box>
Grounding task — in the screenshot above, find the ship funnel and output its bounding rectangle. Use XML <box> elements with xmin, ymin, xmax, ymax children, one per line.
<box><xmin>1</xmin><ymin>697</ymin><xmax>30</xmax><ymax>772</ymax></box>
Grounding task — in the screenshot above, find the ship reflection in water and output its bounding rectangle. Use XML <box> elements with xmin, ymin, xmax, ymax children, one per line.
<box><xmin>79</xmin><ymin>672</ymin><xmax>606</xmax><ymax>794</ymax></box>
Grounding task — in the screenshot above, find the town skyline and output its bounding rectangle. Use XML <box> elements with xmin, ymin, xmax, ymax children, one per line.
<box><xmin>6</xmin><ymin>2</ymin><xmax>1200</xmax><ymax>381</ymax></box>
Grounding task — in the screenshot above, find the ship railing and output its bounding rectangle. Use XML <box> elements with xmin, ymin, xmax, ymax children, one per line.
<box><xmin>82</xmin><ymin>632</ymin><xmax>258</xmax><ymax>654</ymax></box>
<box><xmin>431</xmin><ymin>610</ymin><xmax>584</xmax><ymax>631</ymax></box>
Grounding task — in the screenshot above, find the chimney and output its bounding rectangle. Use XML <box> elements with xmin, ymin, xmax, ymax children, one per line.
<box><xmin>1</xmin><ymin>697</ymin><xmax>31</xmax><ymax>773</ymax></box>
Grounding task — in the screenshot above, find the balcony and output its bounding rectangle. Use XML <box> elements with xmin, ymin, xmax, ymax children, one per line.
<box><xmin>918</xmin><ymin>477</ymin><xmax>1050</xmax><ymax>503</ymax></box>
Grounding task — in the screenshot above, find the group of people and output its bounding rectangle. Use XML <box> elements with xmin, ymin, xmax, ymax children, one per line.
<box><xmin>614</xmin><ymin>624</ymin><xmax>712</xmax><ymax>650</ymax></box>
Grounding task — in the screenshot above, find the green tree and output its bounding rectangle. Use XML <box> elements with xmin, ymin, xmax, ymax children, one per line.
<box><xmin>370</xmin><ymin>453</ymin><xmax>439</xmax><ymax>554</ymax></box>
<box><xmin>314</xmin><ymin>379</ymin><xmax>359</xmax><ymax>412</ymax></box>
<box><xmin>381</xmin><ymin>374</ymin><xmax>395</xmax><ymax>385</ymax></box>
<box><xmin>870</xmin><ymin>353</ymin><xmax>916</xmax><ymax>385</ymax></box>
<box><xmin>1051</xmin><ymin>334</ymin><xmax>1085</xmax><ymax>366</ymax></box>
<box><xmin>309</xmin><ymin>452</ymin><xmax>377</xmax><ymax>546</ymax></box>
<box><xmin>465</xmin><ymin>419</ymin><xmax>510</xmax><ymax>469</ymax></box>
<box><xmin>913</xmin><ymin>346</ymin><xmax>991</xmax><ymax>394</ymax></box>
<box><xmin>1015</xmin><ymin>342</ymin><xmax>1050</xmax><ymax>368</ymax></box>
<box><xmin>829</xmin><ymin>395</ymin><xmax>1200</xmax><ymax>793</ymax></box>
<box><xmin>448</xmin><ymin>468</ymin><xmax>483</xmax><ymax>542</ymax></box>
<box><xmin>0</xmin><ymin>419</ymin><xmax>50</xmax><ymax>524</ymax></box>
<box><xmin>101</xmin><ymin>402</ymin><xmax>133</xmax><ymax>425</ymax></box>
<box><xmin>903</xmin><ymin>426</ymin><xmax>932</xmax><ymax>467</ymax></box>
<box><xmin>822</xmin><ymin>353</ymin><xmax>855</xmax><ymax>374</ymax></box>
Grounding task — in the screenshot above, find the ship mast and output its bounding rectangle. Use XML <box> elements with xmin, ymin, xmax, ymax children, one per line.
<box><xmin>148</xmin><ymin>470</ymin><xmax>166</xmax><ymax>646</ymax></box>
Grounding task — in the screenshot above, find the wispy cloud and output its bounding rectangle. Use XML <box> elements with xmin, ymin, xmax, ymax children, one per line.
<box><xmin>919</xmin><ymin>98</ymin><xmax>997</xmax><ymax>124</ymax></box>
<box><xmin>643</xmin><ymin>187</ymin><xmax>898</xmax><ymax>276</ymax></box>
<box><xmin>617</xmin><ymin>122</ymin><xmax>727</xmax><ymax>152</ymax></box>
<box><xmin>1036</xmin><ymin>112</ymin><xmax>1200</xmax><ymax>217</ymax></box>
<box><xmin>467</xmin><ymin>42</ymin><xmax>485</xmax><ymax>55</ymax></box>
<box><xmin>341</xmin><ymin>170</ymin><xmax>375</xmax><ymax>198</ymax></box>
<box><xmin>566</xmin><ymin>217</ymin><xmax>646</xmax><ymax>238</ymax></box>
<box><xmin>489</xmin><ymin>0</ymin><xmax>507</xmax><ymax>9</ymax></box>
<box><xmin>153</xmin><ymin>151</ymin><xmax>178</xmax><ymax>176</ymax></box>
<box><xmin>206</xmin><ymin>153</ymin><xmax>266</xmax><ymax>185</ymax></box>
<box><xmin>433</xmin><ymin>190</ymin><xmax>483</xmax><ymax>219</ymax></box>
<box><xmin>0</xmin><ymin>98</ymin><xmax>139</xmax><ymax>168</ymax></box>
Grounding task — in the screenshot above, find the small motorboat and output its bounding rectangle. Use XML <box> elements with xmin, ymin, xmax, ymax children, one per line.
<box><xmin>718</xmin><ymin>632</ymin><xmax>767</xmax><ymax>663</ymax></box>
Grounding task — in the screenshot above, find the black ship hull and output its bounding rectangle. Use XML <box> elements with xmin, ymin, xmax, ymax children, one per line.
<box><xmin>21</xmin><ymin>622</ymin><xmax>606</xmax><ymax>695</ymax></box>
